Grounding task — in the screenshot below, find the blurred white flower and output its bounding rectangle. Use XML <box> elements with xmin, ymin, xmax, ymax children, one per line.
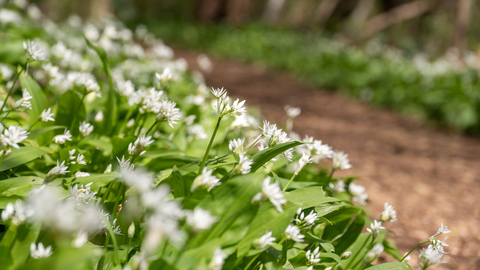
<box><xmin>14</xmin><ymin>89</ymin><xmax>33</xmax><ymax>111</ymax></box>
<box><xmin>30</xmin><ymin>243</ymin><xmax>53</xmax><ymax>259</ymax></box>
<box><xmin>53</xmin><ymin>129</ymin><xmax>72</xmax><ymax>144</ymax></box>
<box><xmin>285</xmin><ymin>105</ymin><xmax>301</xmax><ymax>118</ymax></box>
<box><xmin>70</xmin><ymin>182</ymin><xmax>96</xmax><ymax>203</ymax></box>
<box><xmin>366</xmin><ymin>220</ymin><xmax>385</xmax><ymax>239</ymax></box>
<box><xmin>380</xmin><ymin>202</ymin><xmax>397</xmax><ymax>222</ymax></box>
<box><xmin>79</xmin><ymin>121</ymin><xmax>93</xmax><ymax>137</ymax></box>
<box><xmin>306</xmin><ymin>246</ymin><xmax>321</xmax><ymax>265</ymax></box>
<box><xmin>40</xmin><ymin>108</ymin><xmax>55</xmax><ymax>122</ymax></box>
<box><xmin>364</xmin><ymin>243</ymin><xmax>384</xmax><ymax>264</ymax></box>
<box><xmin>234</xmin><ymin>152</ymin><xmax>252</xmax><ymax>174</ymax></box>
<box><xmin>156</xmin><ymin>100</ymin><xmax>181</xmax><ymax>128</ymax></box>
<box><xmin>332</xmin><ymin>151</ymin><xmax>352</xmax><ymax>170</ymax></box>
<box><xmin>1</xmin><ymin>125</ymin><xmax>29</xmax><ymax>149</ymax></box>
<box><xmin>253</xmin><ymin>231</ymin><xmax>276</xmax><ymax>249</ymax></box>
<box><xmin>197</xmin><ymin>54</ymin><xmax>213</xmax><ymax>72</ymax></box>
<box><xmin>95</xmin><ymin>111</ymin><xmax>104</xmax><ymax>122</ymax></box>
<box><xmin>284</xmin><ymin>224</ymin><xmax>305</xmax><ymax>242</ymax></box>
<box><xmin>45</xmin><ymin>160</ymin><xmax>69</xmax><ymax>182</ymax></box>
<box><xmin>155</xmin><ymin>68</ymin><xmax>172</xmax><ymax>86</ymax></box>
<box><xmin>294</xmin><ymin>153</ymin><xmax>313</xmax><ymax>175</ymax></box>
<box><xmin>418</xmin><ymin>244</ymin><xmax>445</xmax><ymax>269</ymax></box>
<box><xmin>24</xmin><ymin>40</ymin><xmax>47</xmax><ymax>62</ymax></box>
<box><xmin>208</xmin><ymin>248</ymin><xmax>227</xmax><ymax>270</ymax></box>
<box><xmin>128</xmin><ymin>134</ymin><xmax>154</xmax><ymax>157</ymax></box>
<box><xmin>191</xmin><ymin>167</ymin><xmax>221</xmax><ymax>192</ymax></box>
<box><xmin>186</xmin><ymin>207</ymin><xmax>217</xmax><ymax>233</ymax></box>
<box><xmin>329</xmin><ymin>180</ymin><xmax>345</xmax><ymax>193</ymax></box>
<box><xmin>74</xmin><ymin>171</ymin><xmax>90</xmax><ymax>178</ymax></box>
<box><xmin>187</xmin><ymin>124</ymin><xmax>207</xmax><ymax>140</ymax></box>
<box><xmin>251</xmin><ymin>177</ymin><xmax>286</xmax><ymax>213</ymax></box>
<box><xmin>349</xmin><ymin>183</ymin><xmax>368</xmax><ymax>205</ymax></box>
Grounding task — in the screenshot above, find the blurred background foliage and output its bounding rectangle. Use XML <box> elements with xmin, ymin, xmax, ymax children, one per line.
<box><xmin>30</xmin><ymin>0</ymin><xmax>480</xmax><ymax>134</ymax></box>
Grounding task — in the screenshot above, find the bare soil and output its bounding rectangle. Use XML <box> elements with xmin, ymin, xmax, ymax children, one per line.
<box><xmin>173</xmin><ymin>48</ymin><xmax>480</xmax><ymax>270</ymax></box>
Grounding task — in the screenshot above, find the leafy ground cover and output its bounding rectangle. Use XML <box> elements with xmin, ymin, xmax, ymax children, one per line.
<box><xmin>0</xmin><ymin>3</ymin><xmax>450</xmax><ymax>270</ymax></box>
<box><xmin>147</xmin><ymin>18</ymin><xmax>480</xmax><ymax>135</ymax></box>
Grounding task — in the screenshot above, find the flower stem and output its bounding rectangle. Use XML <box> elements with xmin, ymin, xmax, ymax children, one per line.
<box><xmin>0</xmin><ymin>67</ymin><xmax>23</xmax><ymax>120</ymax></box>
<box><xmin>283</xmin><ymin>173</ymin><xmax>297</xmax><ymax>192</ymax></box>
<box><xmin>243</xmin><ymin>253</ymin><xmax>261</xmax><ymax>270</ymax></box>
<box><xmin>197</xmin><ymin>117</ymin><xmax>222</xmax><ymax>174</ymax></box>
<box><xmin>70</xmin><ymin>89</ymin><xmax>87</xmax><ymax>132</ymax></box>
<box><xmin>27</xmin><ymin>119</ymin><xmax>39</xmax><ymax>132</ymax></box>
<box><xmin>400</xmin><ymin>240</ymin><xmax>430</xmax><ymax>262</ymax></box>
<box><xmin>145</xmin><ymin>122</ymin><xmax>157</xmax><ymax>136</ymax></box>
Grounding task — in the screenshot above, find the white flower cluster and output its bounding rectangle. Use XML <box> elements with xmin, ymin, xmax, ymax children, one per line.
<box><xmin>211</xmin><ymin>88</ymin><xmax>246</xmax><ymax>118</ymax></box>
<box><xmin>251</xmin><ymin>177</ymin><xmax>287</xmax><ymax>213</ymax></box>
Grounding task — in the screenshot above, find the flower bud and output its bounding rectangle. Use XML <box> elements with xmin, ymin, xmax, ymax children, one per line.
<box><xmin>128</xmin><ymin>223</ymin><xmax>135</xmax><ymax>238</ymax></box>
<box><xmin>104</xmin><ymin>164</ymin><xmax>112</xmax><ymax>173</ymax></box>
<box><xmin>341</xmin><ymin>251</ymin><xmax>352</xmax><ymax>260</ymax></box>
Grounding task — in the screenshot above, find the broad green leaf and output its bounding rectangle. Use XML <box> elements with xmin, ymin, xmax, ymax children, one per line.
<box><xmin>382</xmin><ymin>238</ymin><xmax>403</xmax><ymax>261</ymax></box>
<box><xmin>0</xmin><ymin>222</ymin><xmax>41</xmax><ymax>270</ymax></box>
<box><xmin>27</xmin><ymin>125</ymin><xmax>66</xmax><ymax>140</ymax></box>
<box><xmin>190</xmin><ymin>173</ymin><xmax>264</xmax><ymax>248</ymax></box>
<box><xmin>147</xmin><ymin>155</ymin><xmax>199</xmax><ymax>171</ymax></box>
<box><xmin>306</xmin><ymin>233</ymin><xmax>335</xmax><ymax>254</ymax></box>
<box><xmin>164</xmin><ymin>167</ymin><xmax>198</xmax><ymax>199</ymax></box>
<box><xmin>236</xmin><ymin>200</ymin><xmax>298</xmax><ymax>257</ymax></box>
<box><xmin>0</xmin><ymin>147</ymin><xmax>49</xmax><ymax>172</ymax></box>
<box><xmin>340</xmin><ymin>230</ymin><xmax>387</xmax><ymax>270</ymax></box>
<box><xmin>365</xmin><ymin>262</ymin><xmax>413</xmax><ymax>270</ymax></box>
<box><xmin>284</xmin><ymin>186</ymin><xmax>337</xmax><ymax>209</ymax></box>
<box><xmin>54</xmin><ymin>91</ymin><xmax>86</xmax><ymax>137</ymax></box>
<box><xmin>315</xmin><ymin>202</ymin><xmax>350</xmax><ymax>217</ymax></box>
<box><xmin>0</xmin><ymin>176</ymin><xmax>43</xmax><ymax>197</ymax></box>
<box><xmin>111</xmin><ymin>136</ymin><xmax>136</xmax><ymax>159</ymax></box>
<box><xmin>18</xmin><ymin>246</ymin><xmax>102</xmax><ymax>270</ymax></box>
<box><xmin>19</xmin><ymin>74</ymin><xmax>47</xmax><ymax>125</ymax></box>
<box><xmin>249</xmin><ymin>141</ymin><xmax>303</xmax><ymax>172</ymax></box>
<box><xmin>332</xmin><ymin>212</ymin><xmax>365</xmax><ymax>254</ymax></box>
<box><xmin>79</xmin><ymin>136</ymin><xmax>113</xmax><ymax>156</ymax></box>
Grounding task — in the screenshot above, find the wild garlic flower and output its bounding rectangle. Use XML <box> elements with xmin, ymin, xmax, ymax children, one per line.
<box><xmin>83</xmin><ymin>78</ymin><xmax>101</xmax><ymax>97</ymax></box>
<box><xmin>143</xmin><ymin>214</ymin><xmax>183</xmax><ymax>254</ymax></box>
<box><xmin>251</xmin><ymin>177</ymin><xmax>286</xmax><ymax>213</ymax></box>
<box><xmin>140</xmin><ymin>87</ymin><xmax>164</xmax><ymax>113</ymax></box>
<box><xmin>231</xmin><ymin>114</ymin><xmax>258</xmax><ymax>129</ymax></box>
<box><xmin>295</xmin><ymin>208</ymin><xmax>318</xmax><ymax>227</ymax></box>
<box><xmin>70</xmin><ymin>153</ymin><xmax>87</xmax><ymax>165</ymax></box>
<box><xmin>229</xmin><ymin>138</ymin><xmax>244</xmax><ymax>154</ymax></box>
<box><xmin>364</xmin><ymin>243</ymin><xmax>384</xmax><ymax>264</ymax></box>
<box><xmin>332</xmin><ymin>151</ymin><xmax>352</xmax><ymax>170</ymax></box>
<box><xmin>367</xmin><ymin>220</ymin><xmax>385</xmax><ymax>239</ymax></box>
<box><xmin>329</xmin><ymin>180</ymin><xmax>345</xmax><ymax>193</ymax></box>
<box><xmin>100</xmin><ymin>210</ymin><xmax>122</xmax><ymax>235</ymax></box>
<box><xmin>312</xmin><ymin>140</ymin><xmax>334</xmax><ymax>161</ymax></box>
<box><xmin>211</xmin><ymin>88</ymin><xmax>246</xmax><ymax>118</ymax></box>
<box><xmin>53</xmin><ymin>129</ymin><xmax>72</xmax><ymax>144</ymax></box>
<box><xmin>431</xmin><ymin>237</ymin><xmax>449</xmax><ymax>255</ymax></box>
<box><xmin>284</xmin><ymin>224</ymin><xmax>305</xmax><ymax>242</ymax></box>
<box><xmin>341</xmin><ymin>251</ymin><xmax>352</xmax><ymax>260</ymax></box>
<box><xmin>349</xmin><ymin>182</ymin><xmax>368</xmax><ymax>205</ymax></box>
<box><xmin>1</xmin><ymin>200</ymin><xmax>33</xmax><ymax>225</ymax></box>
<box><xmin>79</xmin><ymin>121</ymin><xmax>93</xmax><ymax>137</ymax></box>
<box><xmin>380</xmin><ymin>202</ymin><xmax>397</xmax><ymax>222</ymax></box>
<box><xmin>208</xmin><ymin>248</ymin><xmax>227</xmax><ymax>270</ymax></box>
<box><xmin>191</xmin><ymin>167</ymin><xmax>221</xmax><ymax>192</ymax></box>
<box><xmin>186</xmin><ymin>207</ymin><xmax>217</xmax><ymax>233</ymax></box>
<box><xmin>30</xmin><ymin>243</ymin><xmax>53</xmax><ymax>259</ymax></box>
<box><xmin>117</xmin><ymin>156</ymin><xmax>134</xmax><ymax>171</ymax></box>
<box><xmin>155</xmin><ymin>67</ymin><xmax>172</xmax><ymax>86</ymax></box>
<box><xmin>253</xmin><ymin>231</ymin><xmax>276</xmax><ymax>249</ymax></box>
<box><xmin>285</xmin><ymin>105</ymin><xmax>301</xmax><ymax>118</ymax></box>
<box><xmin>117</xmin><ymin>80</ymin><xmax>135</xmax><ymax>97</ymax></box>
<box><xmin>234</xmin><ymin>152</ymin><xmax>253</xmax><ymax>175</ymax></box>
<box><xmin>95</xmin><ymin>111</ymin><xmax>103</xmax><ymax>122</ymax></box>
<box><xmin>14</xmin><ymin>89</ymin><xmax>33</xmax><ymax>111</ymax></box>
<box><xmin>45</xmin><ymin>160</ymin><xmax>69</xmax><ymax>183</ymax></box>
<box><xmin>156</xmin><ymin>100</ymin><xmax>181</xmax><ymax>128</ymax></box>
<box><xmin>187</xmin><ymin>124</ymin><xmax>207</xmax><ymax>140</ymax></box>
<box><xmin>43</xmin><ymin>63</ymin><xmax>59</xmax><ymax>78</ymax></box>
<box><xmin>294</xmin><ymin>153</ymin><xmax>313</xmax><ymax>175</ymax></box>
<box><xmin>128</xmin><ymin>134</ymin><xmax>154</xmax><ymax>157</ymax></box>
<box><xmin>260</xmin><ymin>121</ymin><xmax>293</xmax><ymax>162</ymax></box>
<box><xmin>24</xmin><ymin>40</ymin><xmax>47</xmax><ymax>62</ymax></box>
<box><xmin>184</xmin><ymin>115</ymin><xmax>196</xmax><ymax>125</ymax></box>
<box><xmin>1</xmin><ymin>125</ymin><xmax>29</xmax><ymax>149</ymax></box>
<box><xmin>431</xmin><ymin>223</ymin><xmax>452</xmax><ymax>240</ymax></box>
<box><xmin>197</xmin><ymin>54</ymin><xmax>213</xmax><ymax>72</ymax></box>
<box><xmin>74</xmin><ymin>171</ymin><xmax>90</xmax><ymax>178</ymax></box>
<box><xmin>418</xmin><ymin>244</ymin><xmax>445</xmax><ymax>269</ymax></box>
<box><xmin>306</xmin><ymin>246</ymin><xmax>321</xmax><ymax>265</ymax></box>
<box><xmin>40</xmin><ymin>108</ymin><xmax>55</xmax><ymax>122</ymax></box>
<box><xmin>70</xmin><ymin>182</ymin><xmax>96</xmax><ymax>204</ymax></box>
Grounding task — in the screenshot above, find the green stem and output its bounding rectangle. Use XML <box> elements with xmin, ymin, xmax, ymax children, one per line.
<box><xmin>27</xmin><ymin>119</ymin><xmax>39</xmax><ymax>132</ymax></box>
<box><xmin>328</xmin><ymin>168</ymin><xmax>336</xmax><ymax>180</ymax></box>
<box><xmin>243</xmin><ymin>253</ymin><xmax>261</xmax><ymax>270</ymax></box>
<box><xmin>70</xmin><ymin>90</ymin><xmax>86</xmax><ymax>132</ymax></box>
<box><xmin>197</xmin><ymin>117</ymin><xmax>222</xmax><ymax>174</ymax></box>
<box><xmin>283</xmin><ymin>173</ymin><xmax>297</xmax><ymax>192</ymax></box>
<box><xmin>145</xmin><ymin>122</ymin><xmax>157</xmax><ymax>136</ymax></box>
<box><xmin>400</xmin><ymin>240</ymin><xmax>430</xmax><ymax>262</ymax></box>
<box><xmin>0</xmin><ymin>66</ymin><xmax>22</xmax><ymax>119</ymax></box>
<box><xmin>345</xmin><ymin>234</ymin><xmax>371</xmax><ymax>270</ymax></box>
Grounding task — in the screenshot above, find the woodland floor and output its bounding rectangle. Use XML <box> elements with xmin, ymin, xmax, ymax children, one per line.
<box><xmin>173</xmin><ymin>48</ymin><xmax>480</xmax><ymax>270</ymax></box>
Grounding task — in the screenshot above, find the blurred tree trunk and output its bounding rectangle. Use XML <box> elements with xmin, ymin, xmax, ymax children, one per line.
<box><xmin>363</xmin><ymin>0</ymin><xmax>434</xmax><ymax>38</ymax></box>
<box><xmin>263</xmin><ymin>0</ymin><xmax>286</xmax><ymax>23</ymax></box>
<box><xmin>195</xmin><ymin>0</ymin><xmax>225</xmax><ymax>21</ymax></box>
<box><xmin>89</xmin><ymin>0</ymin><xmax>112</xmax><ymax>21</ymax></box>
<box><xmin>453</xmin><ymin>0</ymin><xmax>472</xmax><ymax>57</ymax></box>
<box><xmin>345</xmin><ymin>0</ymin><xmax>376</xmax><ymax>37</ymax></box>
<box><xmin>313</xmin><ymin>0</ymin><xmax>341</xmax><ymax>25</ymax></box>
<box><xmin>226</xmin><ymin>0</ymin><xmax>250</xmax><ymax>24</ymax></box>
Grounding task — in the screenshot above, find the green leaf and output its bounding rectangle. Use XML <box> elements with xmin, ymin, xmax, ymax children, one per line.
<box><xmin>306</xmin><ymin>233</ymin><xmax>335</xmax><ymax>254</ymax></box>
<box><xmin>147</xmin><ymin>155</ymin><xmax>200</xmax><ymax>171</ymax></box>
<box><xmin>364</xmin><ymin>262</ymin><xmax>413</xmax><ymax>270</ymax></box>
<box><xmin>0</xmin><ymin>222</ymin><xmax>41</xmax><ymax>270</ymax></box>
<box><xmin>189</xmin><ymin>173</ymin><xmax>264</xmax><ymax>248</ymax></box>
<box><xmin>0</xmin><ymin>176</ymin><xmax>43</xmax><ymax>197</ymax></box>
<box><xmin>236</xmin><ymin>200</ymin><xmax>298</xmax><ymax>257</ymax></box>
<box><xmin>0</xmin><ymin>147</ymin><xmax>49</xmax><ymax>172</ymax></box>
<box><xmin>27</xmin><ymin>125</ymin><xmax>66</xmax><ymax>140</ymax></box>
<box><xmin>249</xmin><ymin>141</ymin><xmax>303</xmax><ymax>172</ymax></box>
<box><xmin>54</xmin><ymin>91</ymin><xmax>85</xmax><ymax>137</ymax></box>
<box><xmin>382</xmin><ymin>238</ymin><xmax>403</xmax><ymax>261</ymax></box>
<box><xmin>332</xmin><ymin>212</ymin><xmax>365</xmax><ymax>254</ymax></box>
<box><xmin>111</xmin><ymin>136</ymin><xmax>136</xmax><ymax>159</ymax></box>
<box><xmin>17</xmin><ymin>246</ymin><xmax>102</xmax><ymax>270</ymax></box>
<box><xmin>84</xmin><ymin>37</ymin><xmax>117</xmax><ymax>136</ymax></box>
<box><xmin>19</xmin><ymin>75</ymin><xmax>48</xmax><ymax>125</ymax></box>
<box><xmin>284</xmin><ymin>186</ymin><xmax>337</xmax><ymax>209</ymax></box>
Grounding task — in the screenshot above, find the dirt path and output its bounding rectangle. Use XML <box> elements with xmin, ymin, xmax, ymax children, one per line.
<box><xmin>173</xmin><ymin>48</ymin><xmax>480</xmax><ymax>269</ymax></box>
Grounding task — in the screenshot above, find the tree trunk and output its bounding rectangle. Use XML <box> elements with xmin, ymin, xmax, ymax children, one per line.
<box><xmin>313</xmin><ymin>0</ymin><xmax>342</xmax><ymax>25</ymax></box>
<box><xmin>345</xmin><ymin>0</ymin><xmax>376</xmax><ymax>37</ymax></box>
<box><xmin>363</xmin><ymin>0</ymin><xmax>433</xmax><ymax>38</ymax></box>
<box><xmin>263</xmin><ymin>0</ymin><xmax>286</xmax><ymax>24</ymax></box>
<box><xmin>226</xmin><ymin>0</ymin><xmax>250</xmax><ymax>25</ymax></box>
<box><xmin>453</xmin><ymin>0</ymin><xmax>473</xmax><ymax>58</ymax></box>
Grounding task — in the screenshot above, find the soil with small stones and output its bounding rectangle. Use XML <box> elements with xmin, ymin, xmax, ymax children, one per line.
<box><xmin>173</xmin><ymin>47</ymin><xmax>480</xmax><ymax>270</ymax></box>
